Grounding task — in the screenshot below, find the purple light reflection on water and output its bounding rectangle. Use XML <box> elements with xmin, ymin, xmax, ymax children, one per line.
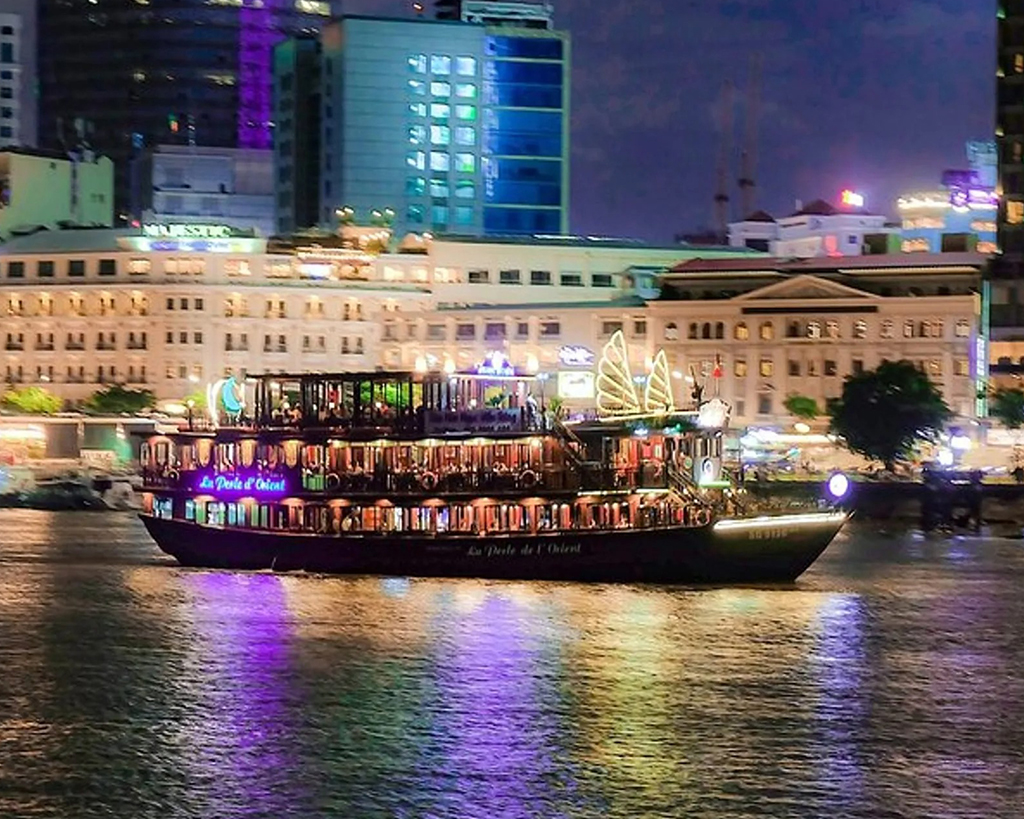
<box><xmin>180</xmin><ymin>571</ymin><xmax>308</xmax><ymax>816</ymax></box>
<box><xmin>427</xmin><ymin>591</ymin><xmax>587</xmax><ymax>818</ymax></box>
<box><xmin>811</xmin><ymin>594</ymin><xmax>867</xmax><ymax>809</ymax></box>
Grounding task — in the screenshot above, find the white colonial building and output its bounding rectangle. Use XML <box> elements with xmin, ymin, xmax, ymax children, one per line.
<box><xmin>645</xmin><ymin>254</ymin><xmax>986</xmax><ymax>428</ymax></box>
<box><xmin>0</xmin><ymin>225</ymin><xmax>749</xmax><ymax>409</ymax></box>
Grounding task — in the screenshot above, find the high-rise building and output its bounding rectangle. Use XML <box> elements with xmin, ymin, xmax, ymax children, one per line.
<box><xmin>274</xmin><ymin>2</ymin><xmax>570</xmax><ymax>238</ymax></box>
<box><xmin>38</xmin><ymin>0</ymin><xmax>335</xmax><ymax>219</ymax></box>
<box><xmin>0</xmin><ymin>0</ymin><xmax>37</xmax><ymax>148</ymax></box>
<box><xmin>993</xmin><ymin>3</ymin><xmax>1024</xmax><ymax>368</ymax></box>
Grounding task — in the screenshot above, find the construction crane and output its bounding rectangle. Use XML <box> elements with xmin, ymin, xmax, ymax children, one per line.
<box><xmin>713</xmin><ymin>79</ymin><xmax>735</xmax><ymax>243</ymax></box>
<box><xmin>737</xmin><ymin>53</ymin><xmax>763</xmax><ymax>220</ymax></box>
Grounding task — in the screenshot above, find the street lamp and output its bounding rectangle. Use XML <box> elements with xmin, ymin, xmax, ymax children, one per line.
<box><xmin>186</xmin><ymin>398</ymin><xmax>195</xmax><ymax>431</ymax></box>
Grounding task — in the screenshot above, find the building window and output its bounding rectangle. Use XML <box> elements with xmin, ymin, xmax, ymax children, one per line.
<box><xmin>456</xmin><ymin>180</ymin><xmax>475</xmax><ymax>199</ymax></box>
<box><xmin>824</xmin><ymin>360</ymin><xmax>838</xmax><ymax>377</ymax></box>
<box><xmin>431</xmin><ymin>205</ymin><xmax>449</xmax><ymax>225</ymax></box>
<box><xmin>602</xmin><ymin>320</ymin><xmax>623</xmax><ymax>336</ymax></box>
<box><xmin>955</xmin><ymin>319</ymin><xmax>970</xmax><ymax>338</ymax></box>
<box><xmin>807</xmin><ymin>360</ymin><xmax>818</xmax><ymax>377</ymax></box>
<box><xmin>407</xmin><ymin>177</ymin><xmax>426</xmax><ymax>196</ymax></box>
<box><xmin>37</xmin><ymin>261</ymin><xmax>54</xmax><ymax>278</ymax></box>
<box><xmin>431</xmin><ymin>55</ymin><xmax>451</xmax><ymax>75</ymax></box>
<box><xmin>98</xmin><ymin>259</ymin><xmax>116</xmax><ymax>276</ymax></box>
<box><xmin>408</xmin><ymin>54</ymin><xmax>427</xmax><ymax>74</ymax></box>
<box><xmin>455</xmin><ymin>126</ymin><xmax>476</xmax><ymax>146</ymax></box>
<box><xmin>430</xmin><ymin>125</ymin><xmax>451</xmax><ymax>145</ymax></box>
<box><xmin>409</xmin><ymin>124</ymin><xmax>427</xmax><ymax>145</ymax></box>
<box><xmin>530</xmin><ymin>270</ymin><xmax>552</xmax><ymax>286</ymax></box>
<box><xmin>853</xmin><ymin>320</ymin><xmax>867</xmax><ymax>339</ymax></box>
<box><xmin>634</xmin><ymin>319</ymin><xmax>647</xmax><ymax>337</ymax></box>
<box><xmin>881</xmin><ymin>319</ymin><xmax>894</xmax><ymax>339</ymax></box>
<box><xmin>409</xmin><ymin>102</ymin><xmax>427</xmax><ymax>117</ymax></box>
<box><xmin>1009</xmin><ymin>201</ymin><xmax>1024</xmax><ymax>225</ymax></box>
<box><xmin>407</xmin><ymin>204</ymin><xmax>425</xmax><ymax>224</ymax></box>
<box><xmin>539</xmin><ymin>321</ymin><xmax>561</xmax><ymax>338</ymax></box>
<box><xmin>499</xmin><ymin>269</ymin><xmax>521</xmax><ymax>285</ymax></box>
<box><xmin>456</xmin><ymin>104</ymin><xmax>477</xmax><ymax>121</ymax></box>
<box><xmin>592</xmin><ymin>273</ymin><xmax>614</xmax><ymax>288</ymax></box>
<box><xmin>408</xmin><ymin>79</ymin><xmax>426</xmax><ymax>96</ymax></box>
<box><xmin>516</xmin><ymin>322</ymin><xmax>530</xmax><ymax>339</ymax></box>
<box><xmin>664</xmin><ymin>322</ymin><xmax>679</xmax><ymax>341</ymax></box>
<box><xmin>560</xmin><ymin>272</ymin><xmax>583</xmax><ymax>287</ymax></box>
<box><xmin>456</xmin><ymin>56</ymin><xmax>477</xmax><ymax>76</ymax></box>
<box><xmin>807</xmin><ymin>321</ymin><xmax>822</xmax><ymax>339</ymax></box>
<box><xmin>429</xmin><ymin>178</ymin><xmax>450</xmax><ymax>198</ymax></box>
<box><xmin>455</xmin><ymin>153</ymin><xmax>475</xmax><ymax>173</ymax></box>
<box><xmin>7</xmin><ymin>261</ymin><xmax>23</xmax><ymax>278</ymax></box>
<box><xmin>735</xmin><ymin>322</ymin><xmax>749</xmax><ymax>341</ymax></box>
<box><xmin>903</xmin><ymin>320</ymin><xmax>915</xmax><ymax>339</ymax></box>
<box><xmin>955</xmin><ymin>358</ymin><xmax>970</xmax><ymax>376</ymax></box>
<box><xmin>485</xmin><ymin>322</ymin><xmax>507</xmax><ymax>341</ymax></box>
<box><xmin>852</xmin><ymin>359</ymin><xmax>864</xmax><ymax>375</ymax></box>
<box><xmin>407</xmin><ymin>151</ymin><xmax>426</xmax><ymax>170</ymax></box>
<box><xmin>788</xmin><ymin>360</ymin><xmax>800</xmax><ymax>377</ymax></box>
<box><xmin>430</xmin><ymin>103</ymin><xmax>450</xmax><ymax>120</ymax></box>
<box><xmin>468</xmin><ymin>269</ymin><xmax>489</xmax><ymax>284</ymax></box>
<box><xmin>759</xmin><ymin>359</ymin><xmax>774</xmax><ymax>377</ymax></box>
<box><xmin>128</xmin><ymin>258</ymin><xmax>151</xmax><ymax>275</ymax></box>
<box><xmin>68</xmin><ymin>260</ymin><xmax>85</xmax><ymax>277</ymax></box>
<box><xmin>430</xmin><ymin>81</ymin><xmax>451</xmax><ymax>97</ymax></box>
<box><xmin>427</xmin><ymin>324</ymin><xmax>446</xmax><ymax>341</ymax></box>
<box><xmin>735</xmin><ymin>360</ymin><xmax>748</xmax><ymax>378</ymax></box>
<box><xmin>456</xmin><ymin>324</ymin><xmax>476</xmax><ymax>340</ymax></box>
<box><xmin>825</xmin><ymin>320</ymin><xmax>840</xmax><ymax>339</ymax></box>
<box><xmin>455</xmin><ymin>206</ymin><xmax>474</xmax><ymax>225</ymax></box>
<box><xmin>430</xmin><ymin>152</ymin><xmax>451</xmax><ymax>172</ymax></box>
<box><xmin>456</xmin><ymin>83</ymin><xmax>477</xmax><ymax>99</ymax></box>
<box><xmin>759</xmin><ymin>322</ymin><xmax>774</xmax><ymax>341</ymax></box>
<box><xmin>758</xmin><ymin>395</ymin><xmax>772</xmax><ymax>416</ymax></box>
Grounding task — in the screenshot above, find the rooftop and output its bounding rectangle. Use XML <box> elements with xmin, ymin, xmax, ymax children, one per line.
<box><xmin>667</xmin><ymin>252</ymin><xmax>989</xmax><ymax>276</ymax></box>
<box><xmin>435</xmin><ymin>233</ymin><xmax>760</xmax><ymax>254</ymax></box>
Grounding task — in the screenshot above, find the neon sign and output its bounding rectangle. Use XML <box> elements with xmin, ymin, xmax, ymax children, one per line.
<box><xmin>558</xmin><ymin>345</ymin><xmax>595</xmax><ymax>367</ymax></box>
<box><xmin>840</xmin><ymin>190</ymin><xmax>864</xmax><ymax>208</ymax></box>
<box><xmin>474</xmin><ymin>351</ymin><xmax>516</xmax><ymax>377</ymax></box>
<box><xmin>196</xmin><ymin>474</ymin><xmax>287</xmax><ymax>496</ymax></box>
<box><xmin>143</xmin><ymin>224</ymin><xmax>233</xmax><ymax>239</ymax></box>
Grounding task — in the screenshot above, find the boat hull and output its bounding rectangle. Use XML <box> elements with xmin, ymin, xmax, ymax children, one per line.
<box><xmin>139</xmin><ymin>512</ymin><xmax>846</xmax><ymax>584</ymax></box>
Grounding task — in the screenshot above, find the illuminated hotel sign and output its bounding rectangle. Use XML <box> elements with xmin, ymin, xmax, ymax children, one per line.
<box><xmin>474</xmin><ymin>352</ymin><xmax>516</xmax><ymax>378</ymax></box>
<box><xmin>840</xmin><ymin>190</ymin><xmax>865</xmax><ymax>208</ymax></box>
<box><xmin>558</xmin><ymin>346</ymin><xmax>595</xmax><ymax>367</ymax></box>
<box><xmin>143</xmin><ymin>224</ymin><xmax>234</xmax><ymax>239</ymax></box>
<box><xmin>196</xmin><ymin>473</ymin><xmax>287</xmax><ymax>496</ymax></box>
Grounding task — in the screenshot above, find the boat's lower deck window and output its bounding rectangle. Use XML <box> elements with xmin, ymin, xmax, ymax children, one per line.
<box><xmin>154</xmin><ymin>497</ymin><xmax>173</xmax><ymax>520</ymax></box>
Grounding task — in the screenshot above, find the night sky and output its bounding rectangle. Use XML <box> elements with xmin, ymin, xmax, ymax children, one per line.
<box><xmin>343</xmin><ymin>0</ymin><xmax>993</xmax><ymax>243</ymax></box>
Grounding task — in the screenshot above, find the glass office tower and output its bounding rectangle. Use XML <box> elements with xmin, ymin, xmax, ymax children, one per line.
<box><xmin>275</xmin><ymin>5</ymin><xmax>569</xmax><ymax>238</ymax></box>
<box><xmin>38</xmin><ymin>0</ymin><xmax>333</xmax><ymax>218</ymax></box>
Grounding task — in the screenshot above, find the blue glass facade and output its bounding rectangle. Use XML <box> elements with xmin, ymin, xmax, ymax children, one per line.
<box><xmin>482</xmin><ymin>34</ymin><xmax>568</xmax><ymax>235</ymax></box>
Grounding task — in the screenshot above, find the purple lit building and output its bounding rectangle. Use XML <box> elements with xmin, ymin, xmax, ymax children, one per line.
<box><xmin>38</xmin><ymin>0</ymin><xmax>336</xmax><ymax>218</ymax></box>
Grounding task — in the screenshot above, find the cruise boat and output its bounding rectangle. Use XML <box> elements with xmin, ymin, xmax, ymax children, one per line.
<box><xmin>138</xmin><ymin>370</ymin><xmax>847</xmax><ymax>583</ymax></box>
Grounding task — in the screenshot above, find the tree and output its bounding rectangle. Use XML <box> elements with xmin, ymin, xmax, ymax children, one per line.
<box><xmin>184</xmin><ymin>389</ymin><xmax>207</xmax><ymax>412</ymax></box>
<box><xmin>0</xmin><ymin>386</ymin><xmax>62</xmax><ymax>415</ymax></box>
<box><xmin>84</xmin><ymin>385</ymin><xmax>157</xmax><ymax>415</ymax></box>
<box><xmin>828</xmin><ymin>360</ymin><xmax>951</xmax><ymax>471</ymax></box>
<box><xmin>784</xmin><ymin>393</ymin><xmax>819</xmax><ymax>420</ymax></box>
<box><xmin>990</xmin><ymin>387</ymin><xmax>1024</xmax><ymax>430</ymax></box>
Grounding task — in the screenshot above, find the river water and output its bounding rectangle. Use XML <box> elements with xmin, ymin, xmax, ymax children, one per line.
<box><xmin>0</xmin><ymin>511</ymin><xmax>1022</xmax><ymax>819</ymax></box>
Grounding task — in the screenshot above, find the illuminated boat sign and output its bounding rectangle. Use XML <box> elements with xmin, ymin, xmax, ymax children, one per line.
<box><xmin>474</xmin><ymin>351</ymin><xmax>516</xmax><ymax>377</ymax></box>
<box><xmin>558</xmin><ymin>345</ymin><xmax>595</xmax><ymax>367</ymax></box>
<box><xmin>195</xmin><ymin>474</ymin><xmax>287</xmax><ymax>496</ymax></box>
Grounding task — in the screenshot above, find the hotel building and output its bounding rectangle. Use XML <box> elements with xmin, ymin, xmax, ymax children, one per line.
<box><xmin>0</xmin><ymin>226</ymin><xmax>745</xmax><ymax>409</ymax></box>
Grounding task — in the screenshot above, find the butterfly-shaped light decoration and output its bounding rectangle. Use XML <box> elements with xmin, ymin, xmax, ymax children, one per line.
<box><xmin>596</xmin><ymin>330</ymin><xmax>641</xmax><ymax>417</ymax></box>
<box><xmin>644</xmin><ymin>349</ymin><xmax>675</xmax><ymax>415</ymax></box>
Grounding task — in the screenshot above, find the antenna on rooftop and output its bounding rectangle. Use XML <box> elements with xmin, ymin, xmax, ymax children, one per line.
<box><xmin>737</xmin><ymin>53</ymin><xmax>763</xmax><ymax>219</ymax></box>
<box><xmin>713</xmin><ymin>80</ymin><xmax>735</xmax><ymax>243</ymax></box>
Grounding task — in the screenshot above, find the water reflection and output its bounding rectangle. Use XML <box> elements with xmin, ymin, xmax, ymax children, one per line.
<box><xmin>1</xmin><ymin>512</ymin><xmax>1023</xmax><ymax>819</ymax></box>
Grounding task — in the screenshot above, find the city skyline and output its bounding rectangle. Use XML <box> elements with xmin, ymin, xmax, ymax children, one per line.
<box><xmin>348</xmin><ymin>0</ymin><xmax>992</xmax><ymax>242</ymax></box>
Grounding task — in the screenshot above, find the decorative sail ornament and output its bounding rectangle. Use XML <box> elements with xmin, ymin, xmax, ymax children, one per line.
<box><xmin>596</xmin><ymin>330</ymin><xmax>641</xmax><ymax>417</ymax></box>
<box><xmin>644</xmin><ymin>350</ymin><xmax>675</xmax><ymax>414</ymax></box>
